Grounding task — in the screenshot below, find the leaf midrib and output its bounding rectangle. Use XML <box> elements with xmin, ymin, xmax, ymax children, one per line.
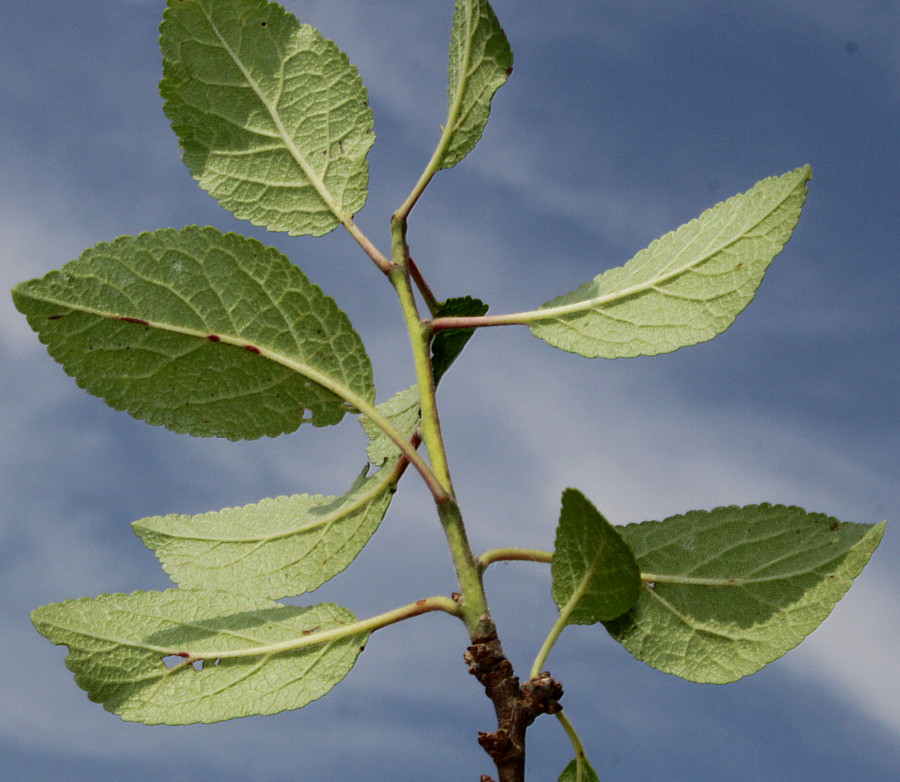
<box><xmin>22</xmin><ymin>289</ymin><xmax>372</xmax><ymax>412</ymax></box>
<box><xmin>142</xmin><ymin>466</ymin><xmax>396</xmax><ymax>545</ymax></box>
<box><xmin>199</xmin><ymin>3</ymin><xmax>349</xmax><ymax>225</ymax></box>
<box><xmin>516</xmin><ymin>175</ymin><xmax>803</xmax><ymax>324</ymax></box>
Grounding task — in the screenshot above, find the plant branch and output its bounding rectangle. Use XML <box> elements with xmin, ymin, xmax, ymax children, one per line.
<box><xmin>466</xmin><ymin>618</ymin><xmax>564</xmax><ymax>782</ymax></box>
<box><xmin>389</xmin><ymin>220</ymin><xmax>454</xmax><ymax>495</ymax></box>
<box><xmin>387</xmin><ymin>221</ymin><xmax>489</xmax><ymax>635</ymax></box>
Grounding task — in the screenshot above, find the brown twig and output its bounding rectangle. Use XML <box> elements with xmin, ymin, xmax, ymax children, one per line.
<box><xmin>465</xmin><ymin>617</ymin><xmax>564</xmax><ymax>781</ymax></box>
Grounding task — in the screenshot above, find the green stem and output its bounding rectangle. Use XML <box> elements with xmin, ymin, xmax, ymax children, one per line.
<box><xmin>556</xmin><ymin>710</ymin><xmax>592</xmax><ymax>782</ymax></box>
<box><xmin>530</xmin><ymin>603</ymin><xmax>571</xmax><ymax>680</ymax></box>
<box><xmin>388</xmin><ymin>219</ymin><xmax>489</xmax><ymax>636</ymax></box>
<box><xmin>479</xmin><ymin>548</ymin><xmax>552</xmax><ymax>569</ymax></box>
<box><xmin>389</xmin><ymin>223</ymin><xmax>453</xmax><ymax>495</ymax></box>
<box><xmin>438</xmin><ymin>501</ymin><xmax>489</xmax><ymax>634</ymax></box>
<box><xmin>174</xmin><ymin>596</ymin><xmax>461</xmax><ymax>663</ymax></box>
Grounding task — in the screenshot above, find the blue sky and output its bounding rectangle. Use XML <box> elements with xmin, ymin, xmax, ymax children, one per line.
<box><xmin>1</xmin><ymin>1</ymin><xmax>897</xmax><ymax>780</ymax></box>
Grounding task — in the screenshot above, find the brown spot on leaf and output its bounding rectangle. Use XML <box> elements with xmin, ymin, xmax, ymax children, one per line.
<box><xmin>119</xmin><ymin>316</ymin><xmax>149</xmax><ymax>326</ymax></box>
<box><xmin>206</xmin><ymin>334</ymin><xmax>221</xmax><ymax>342</ymax></box>
<box><xmin>243</xmin><ymin>345</ymin><xmax>261</xmax><ymax>354</ymax></box>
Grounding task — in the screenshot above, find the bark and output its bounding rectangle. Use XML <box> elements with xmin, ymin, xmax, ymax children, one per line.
<box><xmin>465</xmin><ymin>617</ymin><xmax>564</xmax><ymax>782</ymax></box>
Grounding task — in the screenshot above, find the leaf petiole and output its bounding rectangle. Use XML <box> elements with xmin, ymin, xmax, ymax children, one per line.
<box><xmin>557</xmin><ymin>710</ymin><xmax>594</xmax><ymax>782</ymax></box>
<box><xmin>174</xmin><ymin>596</ymin><xmax>461</xmax><ymax>664</ymax></box>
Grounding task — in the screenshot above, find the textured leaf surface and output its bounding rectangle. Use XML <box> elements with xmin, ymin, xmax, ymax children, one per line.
<box><xmin>360</xmin><ymin>386</ymin><xmax>420</xmax><ymax>466</ymax></box>
<box><xmin>528</xmin><ymin>167</ymin><xmax>811</xmax><ymax>357</ymax></box>
<box><xmin>31</xmin><ymin>590</ymin><xmax>367</xmax><ymax>724</ymax></box>
<box><xmin>559</xmin><ymin>758</ymin><xmax>600</xmax><ymax>782</ymax></box>
<box><xmin>11</xmin><ymin>227</ymin><xmax>373</xmax><ymax>439</ymax></box>
<box><xmin>603</xmin><ymin>505</ymin><xmax>885</xmax><ymax>683</ymax></box>
<box><xmin>439</xmin><ymin>0</ymin><xmax>513</xmax><ymax>169</ymax></box>
<box><xmin>552</xmin><ymin>489</ymin><xmax>641</xmax><ymax>624</ymax></box>
<box><xmin>133</xmin><ymin>467</ymin><xmax>397</xmax><ymax>599</ymax></box>
<box><xmin>431</xmin><ymin>295</ymin><xmax>489</xmax><ymax>384</ymax></box>
<box><xmin>160</xmin><ymin>0</ymin><xmax>374</xmax><ymax>236</ymax></box>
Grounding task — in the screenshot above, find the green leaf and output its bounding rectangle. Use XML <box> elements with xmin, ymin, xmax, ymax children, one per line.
<box><xmin>603</xmin><ymin>505</ymin><xmax>885</xmax><ymax>683</ymax></box>
<box><xmin>11</xmin><ymin>227</ymin><xmax>373</xmax><ymax>440</ymax></box>
<box><xmin>133</xmin><ymin>466</ymin><xmax>397</xmax><ymax>600</ymax></box>
<box><xmin>552</xmin><ymin>489</ymin><xmax>641</xmax><ymax>623</ymax></box>
<box><xmin>360</xmin><ymin>386</ymin><xmax>421</xmax><ymax>466</ymax></box>
<box><xmin>438</xmin><ymin>0</ymin><xmax>513</xmax><ymax>169</ymax></box>
<box><xmin>31</xmin><ymin>590</ymin><xmax>367</xmax><ymax>725</ymax></box>
<box><xmin>160</xmin><ymin>0</ymin><xmax>374</xmax><ymax>236</ymax></box>
<box><xmin>559</xmin><ymin>758</ymin><xmax>600</xmax><ymax>782</ymax></box>
<box><xmin>431</xmin><ymin>295</ymin><xmax>489</xmax><ymax>385</ymax></box>
<box><xmin>526</xmin><ymin>167</ymin><xmax>811</xmax><ymax>358</ymax></box>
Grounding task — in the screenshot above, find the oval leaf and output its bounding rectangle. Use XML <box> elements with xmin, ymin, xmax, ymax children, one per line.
<box><xmin>161</xmin><ymin>0</ymin><xmax>374</xmax><ymax>236</ymax></box>
<box><xmin>31</xmin><ymin>590</ymin><xmax>368</xmax><ymax>725</ymax></box>
<box><xmin>552</xmin><ymin>489</ymin><xmax>641</xmax><ymax>623</ymax></box>
<box><xmin>438</xmin><ymin>0</ymin><xmax>513</xmax><ymax>169</ymax></box>
<box><xmin>11</xmin><ymin>227</ymin><xmax>374</xmax><ymax>439</ymax></box>
<box><xmin>527</xmin><ymin>166</ymin><xmax>811</xmax><ymax>357</ymax></box>
<box><xmin>603</xmin><ymin>505</ymin><xmax>885</xmax><ymax>683</ymax></box>
<box><xmin>133</xmin><ymin>465</ymin><xmax>398</xmax><ymax>599</ymax></box>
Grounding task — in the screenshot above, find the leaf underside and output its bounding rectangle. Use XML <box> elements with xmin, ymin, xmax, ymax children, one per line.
<box><xmin>133</xmin><ymin>464</ymin><xmax>397</xmax><ymax>600</ymax></box>
<box><xmin>31</xmin><ymin>590</ymin><xmax>367</xmax><ymax>725</ymax></box>
<box><xmin>161</xmin><ymin>0</ymin><xmax>374</xmax><ymax>236</ymax></box>
<box><xmin>552</xmin><ymin>489</ymin><xmax>641</xmax><ymax>623</ymax></box>
<box><xmin>11</xmin><ymin>227</ymin><xmax>373</xmax><ymax>440</ymax></box>
<box><xmin>603</xmin><ymin>505</ymin><xmax>885</xmax><ymax>683</ymax></box>
<box><xmin>439</xmin><ymin>0</ymin><xmax>513</xmax><ymax>169</ymax></box>
<box><xmin>529</xmin><ymin>166</ymin><xmax>812</xmax><ymax>358</ymax></box>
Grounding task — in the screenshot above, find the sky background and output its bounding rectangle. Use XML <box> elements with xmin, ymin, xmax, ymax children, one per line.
<box><xmin>1</xmin><ymin>1</ymin><xmax>897</xmax><ymax>780</ymax></box>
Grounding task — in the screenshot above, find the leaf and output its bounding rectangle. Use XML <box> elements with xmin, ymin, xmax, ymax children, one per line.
<box><xmin>11</xmin><ymin>227</ymin><xmax>373</xmax><ymax>440</ymax></box>
<box><xmin>602</xmin><ymin>505</ymin><xmax>885</xmax><ymax>683</ymax></box>
<box><xmin>559</xmin><ymin>758</ymin><xmax>600</xmax><ymax>782</ymax></box>
<box><xmin>438</xmin><ymin>0</ymin><xmax>513</xmax><ymax>169</ymax></box>
<box><xmin>552</xmin><ymin>489</ymin><xmax>641</xmax><ymax>623</ymax></box>
<box><xmin>431</xmin><ymin>295</ymin><xmax>489</xmax><ymax>385</ymax></box>
<box><xmin>526</xmin><ymin>167</ymin><xmax>811</xmax><ymax>358</ymax></box>
<box><xmin>31</xmin><ymin>590</ymin><xmax>368</xmax><ymax>725</ymax></box>
<box><xmin>360</xmin><ymin>386</ymin><xmax>421</xmax><ymax>466</ymax></box>
<box><xmin>160</xmin><ymin>0</ymin><xmax>374</xmax><ymax>236</ymax></box>
<box><xmin>133</xmin><ymin>466</ymin><xmax>397</xmax><ymax>600</ymax></box>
